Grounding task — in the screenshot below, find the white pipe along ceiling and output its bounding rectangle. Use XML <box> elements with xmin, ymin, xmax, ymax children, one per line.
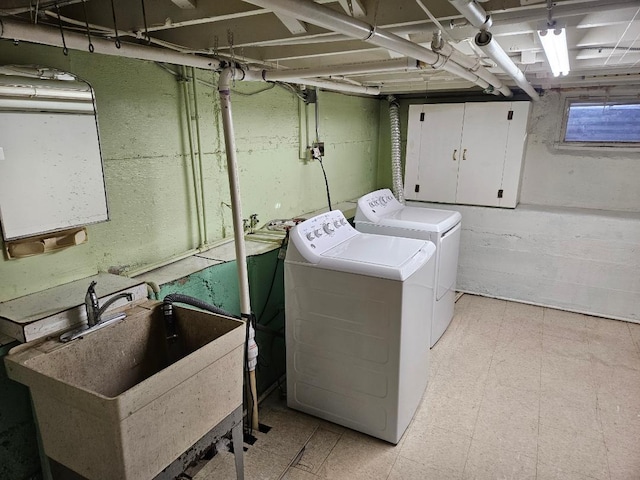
<box><xmin>0</xmin><ymin>18</ymin><xmax>221</xmax><ymax>70</ymax></box>
<box><xmin>242</xmin><ymin>0</ymin><xmax>521</xmax><ymax>98</ymax></box>
<box><xmin>447</xmin><ymin>0</ymin><xmax>540</xmax><ymax>100</ymax></box>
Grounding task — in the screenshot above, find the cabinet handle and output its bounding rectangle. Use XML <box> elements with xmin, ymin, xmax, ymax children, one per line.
<box><xmin>462</xmin><ymin>148</ymin><xmax>467</xmax><ymax>160</ymax></box>
<box><xmin>452</xmin><ymin>149</ymin><xmax>457</xmax><ymax>161</ymax></box>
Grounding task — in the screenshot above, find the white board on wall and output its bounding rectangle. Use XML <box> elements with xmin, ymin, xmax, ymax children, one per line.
<box><xmin>0</xmin><ymin>111</ymin><xmax>109</xmax><ymax>240</ymax></box>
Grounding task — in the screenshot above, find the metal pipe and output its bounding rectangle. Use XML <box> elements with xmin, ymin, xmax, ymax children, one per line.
<box><xmin>431</xmin><ymin>34</ymin><xmax>510</xmax><ymax>95</ymax></box>
<box><xmin>449</xmin><ymin>0</ymin><xmax>492</xmax><ymax>30</ymax></box>
<box><xmin>282</xmin><ymin>77</ymin><xmax>380</xmax><ymax>95</ymax></box>
<box><xmin>0</xmin><ymin>18</ymin><xmax>221</xmax><ymax>69</ymax></box>
<box><xmin>191</xmin><ymin>67</ymin><xmax>209</xmax><ymax>245</ymax></box>
<box><xmin>241</xmin><ymin>67</ymin><xmax>380</xmax><ymax>95</ymax></box>
<box><xmin>447</xmin><ymin>0</ymin><xmax>539</xmax><ymax>100</ymax></box>
<box><xmin>243</xmin><ymin>0</ymin><xmax>507</xmax><ymax>94</ymax></box>
<box><xmin>180</xmin><ymin>66</ymin><xmax>206</xmax><ymax>248</ymax></box>
<box><xmin>218</xmin><ymin>67</ymin><xmax>259</xmax><ymax>431</ymax></box>
<box><xmin>263</xmin><ymin>58</ymin><xmax>420</xmax><ymax>81</ymax></box>
<box><xmin>475</xmin><ymin>31</ymin><xmax>540</xmax><ymax>100</ymax></box>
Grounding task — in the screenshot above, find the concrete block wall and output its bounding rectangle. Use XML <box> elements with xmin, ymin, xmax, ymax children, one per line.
<box><xmin>378</xmin><ymin>89</ymin><xmax>640</xmax><ymax>323</ymax></box>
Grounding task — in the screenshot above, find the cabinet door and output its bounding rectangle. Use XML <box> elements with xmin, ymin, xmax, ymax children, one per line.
<box><xmin>455</xmin><ymin>102</ymin><xmax>511</xmax><ymax>207</ymax></box>
<box><xmin>406</xmin><ymin>103</ymin><xmax>464</xmax><ymax>203</ymax></box>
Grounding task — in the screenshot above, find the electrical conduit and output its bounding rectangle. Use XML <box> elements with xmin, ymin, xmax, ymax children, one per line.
<box><xmin>218</xmin><ymin>67</ymin><xmax>259</xmax><ymax>431</ymax></box>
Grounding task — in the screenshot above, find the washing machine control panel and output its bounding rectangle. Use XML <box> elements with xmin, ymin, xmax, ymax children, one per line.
<box><xmin>292</xmin><ymin>210</ymin><xmax>356</xmax><ymax>258</ymax></box>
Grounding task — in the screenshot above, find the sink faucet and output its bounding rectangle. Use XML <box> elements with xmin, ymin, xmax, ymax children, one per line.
<box><xmin>85</xmin><ymin>281</ymin><xmax>134</xmax><ymax>327</ymax></box>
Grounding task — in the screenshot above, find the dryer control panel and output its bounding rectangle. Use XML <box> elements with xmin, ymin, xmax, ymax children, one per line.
<box><xmin>356</xmin><ymin>189</ymin><xmax>403</xmax><ymax>223</ymax></box>
<box><xmin>290</xmin><ymin>210</ymin><xmax>357</xmax><ymax>262</ymax></box>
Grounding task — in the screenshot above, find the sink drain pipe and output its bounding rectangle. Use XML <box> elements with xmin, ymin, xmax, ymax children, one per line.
<box><xmin>388</xmin><ymin>95</ymin><xmax>405</xmax><ymax>204</ymax></box>
<box><xmin>218</xmin><ymin>66</ymin><xmax>260</xmax><ymax>432</ymax></box>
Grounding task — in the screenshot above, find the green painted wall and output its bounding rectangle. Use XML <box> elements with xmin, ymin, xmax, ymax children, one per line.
<box><xmin>0</xmin><ymin>40</ymin><xmax>381</xmax><ymax>478</ymax></box>
<box><xmin>0</xmin><ymin>41</ymin><xmax>381</xmax><ymax>303</ymax></box>
<box><xmin>157</xmin><ymin>249</ymin><xmax>286</xmax><ymax>396</ymax></box>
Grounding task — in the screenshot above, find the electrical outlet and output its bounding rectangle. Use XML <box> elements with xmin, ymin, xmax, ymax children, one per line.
<box><xmin>310</xmin><ymin>142</ymin><xmax>325</xmax><ymax>160</ymax></box>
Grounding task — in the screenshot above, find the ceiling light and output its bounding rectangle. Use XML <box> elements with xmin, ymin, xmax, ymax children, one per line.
<box><xmin>537</xmin><ymin>27</ymin><xmax>570</xmax><ymax>77</ymax></box>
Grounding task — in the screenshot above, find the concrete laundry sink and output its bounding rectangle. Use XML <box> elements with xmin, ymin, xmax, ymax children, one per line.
<box><xmin>4</xmin><ymin>300</ymin><xmax>244</xmax><ymax>480</ymax></box>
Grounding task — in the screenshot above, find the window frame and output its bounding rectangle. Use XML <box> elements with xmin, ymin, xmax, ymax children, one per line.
<box><xmin>560</xmin><ymin>96</ymin><xmax>640</xmax><ymax>149</ymax></box>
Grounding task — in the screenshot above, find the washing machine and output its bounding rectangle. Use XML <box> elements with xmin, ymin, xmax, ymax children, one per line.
<box><xmin>284</xmin><ymin>210</ymin><xmax>436</xmax><ymax>444</ymax></box>
<box><xmin>355</xmin><ymin>189</ymin><xmax>461</xmax><ymax>348</ymax></box>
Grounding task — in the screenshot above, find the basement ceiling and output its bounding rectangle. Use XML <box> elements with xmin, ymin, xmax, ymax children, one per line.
<box><xmin>1</xmin><ymin>0</ymin><xmax>640</xmax><ymax>96</ymax></box>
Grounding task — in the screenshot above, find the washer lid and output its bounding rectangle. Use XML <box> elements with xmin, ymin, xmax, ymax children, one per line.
<box><xmin>289</xmin><ymin>210</ymin><xmax>435</xmax><ymax>281</ymax></box>
<box><xmin>319</xmin><ymin>234</ymin><xmax>435</xmax><ymax>281</ymax></box>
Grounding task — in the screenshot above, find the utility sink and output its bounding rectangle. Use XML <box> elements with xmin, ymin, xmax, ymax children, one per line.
<box><xmin>4</xmin><ymin>300</ymin><xmax>245</xmax><ymax>480</ymax></box>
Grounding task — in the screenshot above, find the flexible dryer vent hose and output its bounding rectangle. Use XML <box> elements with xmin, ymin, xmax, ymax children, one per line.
<box><xmin>388</xmin><ymin>96</ymin><xmax>405</xmax><ymax>204</ymax></box>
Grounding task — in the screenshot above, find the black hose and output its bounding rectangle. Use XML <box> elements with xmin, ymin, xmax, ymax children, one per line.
<box><xmin>163</xmin><ymin>293</ymin><xmax>239</xmax><ymax>319</ymax></box>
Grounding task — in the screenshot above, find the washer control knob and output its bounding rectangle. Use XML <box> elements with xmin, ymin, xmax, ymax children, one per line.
<box><xmin>333</xmin><ymin>220</ymin><xmax>341</xmax><ymax>228</ymax></box>
<box><xmin>314</xmin><ymin>228</ymin><xmax>323</xmax><ymax>237</ymax></box>
<box><xmin>306</xmin><ymin>232</ymin><xmax>314</xmax><ymax>241</ymax></box>
<box><xmin>340</xmin><ymin>218</ymin><xmax>348</xmax><ymax>225</ymax></box>
<box><xmin>323</xmin><ymin>223</ymin><xmax>335</xmax><ymax>234</ymax></box>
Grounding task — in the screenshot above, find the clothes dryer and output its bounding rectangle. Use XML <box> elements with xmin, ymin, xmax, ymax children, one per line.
<box><xmin>355</xmin><ymin>189</ymin><xmax>461</xmax><ymax>347</ymax></box>
<box><xmin>285</xmin><ymin>210</ymin><xmax>436</xmax><ymax>444</ymax></box>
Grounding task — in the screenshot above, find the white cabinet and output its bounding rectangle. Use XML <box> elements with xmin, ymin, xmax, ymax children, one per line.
<box><xmin>404</xmin><ymin>101</ymin><xmax>531</xmax><ymax>208</ymax></box>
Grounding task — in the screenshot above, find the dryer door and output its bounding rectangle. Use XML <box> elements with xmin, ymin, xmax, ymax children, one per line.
<box><xmin>436</xmin><ymin>222</ymin><xmax>461</xmax><ymax>301</ymax></box>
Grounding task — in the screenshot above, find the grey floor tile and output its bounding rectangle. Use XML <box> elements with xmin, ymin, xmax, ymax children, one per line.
<box><xmin>541</xmin><ymin>354</ymin><xmax>597</xmax><ymax>404</ymax></box>
<box><xmin>472</xmin><ymin>383</ymin><xmax>539</xmax><ymax>458</ymax></box>
<box><xmin>538</xmin><ymin>423</ymin><xmax>610</xmax><ymax>480</ymax></box>
<box><xmin>399</xmin><ymin>423</ymin><xmax>471</xmax><ymax>479</ymax></box>
<box><xmin>253</xmin><ymin>406</ymin><xmax>322</xmax><ymax>462</ymax></box>
<box><xmin>388</xmin><ymin>455</ymin><xmax>460</xmax><ymax>480</ymax></box>
<box><xmin>606</xmin><ymin>444</ymin><xmax>640</xmax><ymax>480</ymax></box>
<box><xmin>416</xmin><ymin>388</ymin><xmax>481</xmax><ymax>438</ymax></box>
<box><xmin>283</xmin><ymin>466</ymin><xmax>320</xmax><ymax>480</ymax></box>
<box><xmin>589</xmin><ymin>342</ymin><xmax>640</xmax><ymax>371</ymax></box>
<box><xmin>462</xmin><ymin>440</ymin><xmax>536</xmax><ymax>480</ymax></box>
<box><xmin>315</xmin><ymin>432</ymin><xmax>398</xmax><ymax>480</ymax></box>
<box><xmin>542</xmin><ymin>333</ymin><xmax>591</xmax><ymax>361</ymax></box>
<box><xmin>586</xmin><ymin>317</ymin><xmax>637</xmax><ymax>352</ymax></box>
<box><xmin>536</xmin><ymin>462</ymin><xmax>603</xmax><ymax>480</ymax></box>
<box><xmin>194</xmin><ymin>446</ymin><xmax>290</xmax><ymax>480</ymax></box>
<box><xmin>543</xmin><ymin>308</ymin><xmax>588</xmax><ymax>343</ymax></box>
<box><xmin>539</xmin><ymin>391</ymin><xmax>602</xmax><ymax>440</ymax></box>
<box><xmin>487</xmin><ymin>348</ymin><xmax>541</xmax><ymax>393</ymax></box>
<box><xmin>292</xmin><ymin>428</ymin><xmax>341</xmax><ymax>474</ymax></box>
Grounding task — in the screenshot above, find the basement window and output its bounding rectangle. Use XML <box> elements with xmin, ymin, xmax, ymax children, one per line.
<box><xmin>562</xmin><ymin>98</ymin><xmax>640</xmax><ymax>146</ymax></box>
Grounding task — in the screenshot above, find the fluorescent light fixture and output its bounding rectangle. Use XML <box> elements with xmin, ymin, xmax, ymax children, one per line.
<box><xmin>537</xmin><ymin>27</ymin><xmax>570</xmax><ymax>77</ymax></box>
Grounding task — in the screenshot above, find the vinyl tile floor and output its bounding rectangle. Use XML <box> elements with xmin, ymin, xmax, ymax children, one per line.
<box><xmin>194</xmin><ymin>294</ymin><xmax>640</xmax><ymax>480</ymax></box>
